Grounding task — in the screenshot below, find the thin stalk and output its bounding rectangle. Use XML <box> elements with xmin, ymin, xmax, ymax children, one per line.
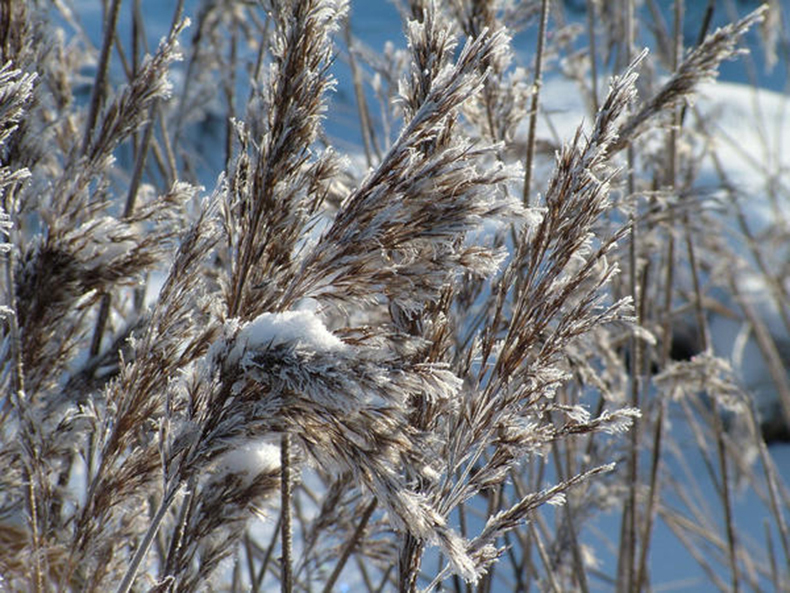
<box><xmin>3</xmin><ymin>215</ymin><xmax>24</xmax><ymax>406</ymax></box>
<box><xmin>24</xmin><ymin>465</ymin><xmax>43</xmax><ymax>593</ymax></box>
<box><xmin>345</xmin><ymin>20</ymin><xmax>378</xmax><ymax>167</ymax></box>
<box><xmin>154</xmin><ymin>0</ymin><xmax>183</xmax><ymax>188</ymax></box>
<box><xmin>644</xmin><ymin>0</ymin><xmax>672</xmax><ymax>67</ymax></box>
<box><xmin>89</xmin><ymin>295</ymin><xmax>112</xmax><ymax>357</ymax></box>
<box><xmin>477</xmin><ymin>479</ymin><xmax>500</xmax><ymax>593</ymax></box>
<box><xmin>90</xmin><ymin>105</ymin><xmax>157</xmax><ymax>353</ymax></box>
<box><xmin>157</xmin><ymin>109</ymin><xmax>178</xmax><ymax>186</ymax></box>
<box><xmin>514</xmin><ymin>455</ymin><xmax>546</xmax><ymax>592</ymax></box>
<box><xmin>458</xmin><ymin>501</ymin><xmax>472</xmax><ymax>593</ymax></box>
<box><xmin>398</xmin><ymin>533</ymin><xmax>424</xmax><ymax>593</ymax></box>
<box><xmin>131</xmin><ymin>0</ymin><xmax>141</xmax><ymax>98</ymax></box>
<box><xmin>254</xmin><ymin>513</ymin><xmax>282</xmax><ymax>590</ymax></box>
<box><xmin>764</xmin><ymin>521</ymin><xmax>779</xmax><ymax>593</ymax></box>
<box><xmin>224</xmin><ymin>18</ymin><xmax>238</xmax><ymax>171</ymax></box>
<box><xmin>712</xmin><ymin>408</ymin><xmax>740</xmax><ymax>593</ymax></box>
<box><xmin>683</xmin><ymin>230</ymin><xmax>709</xmax><ymax>353</ymax></box>
<box><xmin>173</xmin><ymin>6</ymin><xmax>211</xmax><ymax>148</ymax></box>
<box><xmin>619</xmin><ymin>141</ymin><xmax>641</xmax><ymax>588</ymax></box>
<box><xmin>82</xmin><ymin>0</ymin><xmax>122</xmax><ymax>155</ymax></box>
<box><xmin>502</xmin><ymin>530</ymin><xmax>525</xmax><ymax>593</ymax></box>
<box><xmin>89</xmin><ymin>0</ymin><xmax>182</xmax><ymax>356</ymax></box>
<box><xmin>354</xmin><ymin>554</ymin><xmax>375</xmax><ymax>592</ymax></box>
<box><xmin>322</xmin><ymin>498</ymin><xmax>377</xmax><ymax>593</ymax></box>
<box><xmin>585</xmin><ymin>0</ymin><xmax>599</xmax><ymax>114</ymax></box>
<box><xmin>162</xmin><ymin>478</ymin><xmax>198</xmax><ymax>579</ymax></box>
<box><xmin>679</xmin><ymin>397</ymin><xmax>722</xmax><ymax>502</ymax></box>
<box><xmin>550</xmin><ymin>441</ymin><xmax>589</xmax><ymax>593</ymax></box>
<box><xmin>375</xmin><ymin>566</ymin><xmax>395</xmax><ymax>593</ymax></box>
<box><xmin>680</xmin><ymin>310</ymin><xmax>738</xmax><ymax>592</ymax></box>
<box><xmin>617</xmin><ymin>0</ymin><xmax>640</xmax><ymax>590</ymax></box>
<box><xmin>659</xmin><ymin>0</ymin><xmax>684</xmax><ymax>365</ymax></box>
<box><xmin>291</xmin><ymin>493</ymin><xmax>311</xmax><ymax>590</ymax></box>
<box><xmin>125</xmin><ymin>81</ymin><xmax>156</xmax><ymax>214</ymax></box>
<box><xmin>749</xmin><ymin>402</ymin><xmax>790</xmax><ymax>571</ymax></box>
<box><xmin>281</xmin><ymin>433</ymin><xmax>294</xmax><ymax>593</ymax></box>
<box><xmin>529</xmin><ymin>522</ymin><xmax>560</xmax><ymax>593</ymax></box>
<box><xmin>522</xmin><ymin>0</ymin><xmax>549</xmax><ymax>205</ymax></box>
<box><xmin>116</xmin><ymin>486</ymin><xmax>178</xmax><ymax>593</ymax></box>
<box><xmin>636</xmin><ymin>4</ymin><xmax>683</xmax><ymax>585</ymax></box>
<box><xmin>112</xmin><ymin>20</ymin><xmax>133</xmax><ymax>81</ymax></box>
<box><xmin>661</xmin><ymin>491</ymin><xmax>723</xmax><ymax>548</ymax></box>
<box><xmin>679</xmin><ymin>0</ymin><xmax>716</xmax><ymax>126</ymax></box>
<box><xmin>4</xmin><ymin>213</ymin><xmax>44</xmax><ymax>592</ymax></box>
<box><xmin>481</xmin><ymin>482</ymin><xmax>506</xmax><ymax>593</ymax></box>
<box><xmin>634</xmin><ymin>397</ymin><xmax>665</xmax><ymax>592</ymax></box>
<box><xmin>658</xmin><ymin>507</ymin><xmax>730</xmax><ymax>592</ymax></box>
<box><xmin>564</xmin><ymin>503</ymin><xmax>590</xmax><ymax>593</ymax></box>
<box><xmin>231</xmin><ymin>551</ymin><xmax>242</xmax><ymax>593</ymax></box>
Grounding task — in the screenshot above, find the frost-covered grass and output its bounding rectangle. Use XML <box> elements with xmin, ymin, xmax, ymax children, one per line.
<box><xmin>1</xmin><ymin>1</ymin><xmax>789</xmax><ymax>592</ymax></box>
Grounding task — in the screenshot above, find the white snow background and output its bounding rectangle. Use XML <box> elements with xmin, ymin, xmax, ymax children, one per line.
<box><xmin>66</xmin><ymin>1</ymin><xmax>790</xmax><ymax>591</ymax></box>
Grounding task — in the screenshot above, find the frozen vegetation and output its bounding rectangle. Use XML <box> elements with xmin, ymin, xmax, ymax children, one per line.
<box><xmin>1</xmin><ymin>1</ymin><xmax>790</xmax><ymax>592</ymax></box>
